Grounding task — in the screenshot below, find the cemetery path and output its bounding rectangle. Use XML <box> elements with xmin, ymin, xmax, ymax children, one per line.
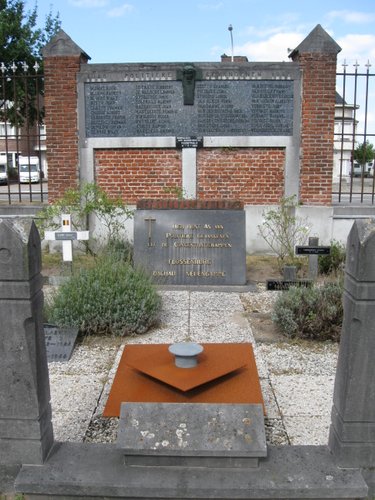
<box><xmin>46</xmin><ymin>286</ymin><xmax>338</xmax><ymax>448</ymax></box>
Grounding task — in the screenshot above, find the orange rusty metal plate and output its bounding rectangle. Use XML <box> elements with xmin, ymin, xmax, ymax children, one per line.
<box><xmin>125</xmin><ymin>343</ymin><xmax>248</xmax><ymax>391</ymax></box>
<box><xmin>103</xmin><ymin>343</ymin><xmax>264</xmax><ymax>418</ymax></box>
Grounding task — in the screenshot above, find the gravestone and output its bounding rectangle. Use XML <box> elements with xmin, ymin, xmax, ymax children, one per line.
<box><xmin>44</xmin><ymin>213</ymin><xmax>89</xmax><ymax>262</ymax></box>
<box><xmin>44</xmin><ymin>324</ymin><xmax>79</xmax><ymax>362</ymax></box>
<box><xmin>0</xmin><ymin>219</ymin><xmax>54</xmax><ymax>465</ymax></box>
<box><xmin>329</xmin><ymin>219</ymin><xmax>375</xmax><ymax>471</ymax></box>
<box><xmin>133</xmin><ymin>200</ymin><xmax>246</xmax><ymax>286</ymax></box>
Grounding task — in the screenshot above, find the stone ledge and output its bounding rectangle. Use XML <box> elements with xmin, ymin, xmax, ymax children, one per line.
<box><xmin>136</xmin><ymin>199</ymin><xmax>244</xmax><ymax>210</ymax></box>
<box><xmin>15</xmin><ymin>443</ymin><xmax>368</xmax><ymax>499</ymax></box>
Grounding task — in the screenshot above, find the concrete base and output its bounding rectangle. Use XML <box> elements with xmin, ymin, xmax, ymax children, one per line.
<box><xmin>15</xmin><ymin>443</ymin><xmax>367</xmax><ymax>499</ymax></box>
<box><xmin>0</xmin><ymin>464</ymin><xmax>21</xmax><ymax>497</ymax></box>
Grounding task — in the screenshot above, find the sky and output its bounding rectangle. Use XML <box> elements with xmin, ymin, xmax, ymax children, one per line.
<box><xmin>24</xmin><ymin>0</ymin><xmax>375</xmax><ymax>67</ymax></box>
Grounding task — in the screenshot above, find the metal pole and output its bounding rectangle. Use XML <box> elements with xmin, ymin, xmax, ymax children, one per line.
<box><xmin>228</xmin><ymin>25</ymin><xmax>234</xmax><ymax>62</ymax></box>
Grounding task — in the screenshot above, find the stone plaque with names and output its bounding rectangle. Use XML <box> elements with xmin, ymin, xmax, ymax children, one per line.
<box><xmin>84</xmin><ymin>80</ymin><xmax>294</xmax><ymax>138</ymax></box>
<box><xmin>133</xmin><ymin>209</ymin><xmax>246</xmax><ymax>286</ymax></box>
<box><xmin>44</xmin><ymin>324</ymin><xmax>79</xmax><ymax>362</ymax></box>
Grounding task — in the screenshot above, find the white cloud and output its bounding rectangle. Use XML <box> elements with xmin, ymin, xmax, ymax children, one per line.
<box><xmin>327</xmin><ymin>10</ymin><xmax>375</xmax><ymax>24</ymax></box>
<box><xmin>234</xmin><ymin>32</ymin><xmax>305</xmax><ymax>62</ymax></box>
<box><xmin>107</xmin><ymin>3</ymin><xmax>134</xmax><ymax>17</ymax></box>
<box><xmin>337</xmin><ymin>34</ymin><xmax>375</xmax><ymax>65</ymax></box>
<box><xmin>69</xmin><ymin>0</ymin><xmax>109</xmax><ymax>6</ymax></box>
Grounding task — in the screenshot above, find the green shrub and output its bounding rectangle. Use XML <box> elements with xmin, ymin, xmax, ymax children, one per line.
<box><xmin>105</xmin><ymin>237</ymin><xmax>133</xmax><ymax>264</ymax></box>
<box><xmin>272</xmin><ymin>281</ymin><xmax>343</xmax><ymax>342</ymax></box>
<box><xmin>46</xmin><ymin>257</ymin><xmax>161</xmax><ymax>336</ymax></box>
<box><xmin>318</xmin><ymin>240</ymin><xmax>346</xmax><ymax>275</ymax></box>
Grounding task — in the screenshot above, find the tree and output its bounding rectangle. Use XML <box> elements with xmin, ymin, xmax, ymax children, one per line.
<box><xmin>0</xmin><ymin>0</ymin><xmax>61</xmax><ymax>65</ymax></box>
<box><xmin>354</xmin><ymin>141</ymin><xmax>375</xmax><ymax>165</ymax></box>
<box><xmin>0</xmin><ymin>0</ymin><xmax>61</xmax><ymax>125</ymax></box>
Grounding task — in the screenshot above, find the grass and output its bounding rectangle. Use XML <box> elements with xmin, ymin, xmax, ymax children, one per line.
<box><xmin>42</xmin><ymin>250</ymin><xmax>98</xmax><ymax>280</ymax></box>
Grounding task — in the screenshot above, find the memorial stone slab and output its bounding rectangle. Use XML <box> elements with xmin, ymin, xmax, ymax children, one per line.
<box><xmin>84</xmin><ymin>79</ymin><xmax>294</xmax><ymax>138</ymax></box>
<box><xmin>133</xmin><ymin>208</ymin><xmax>246</xmax><ymax>286</ymax></box>
<box><xmin>118</xmin><ymin>402</ymin><xmax>267</xmax><ymax>468</ymax></box>
<box><xmin>44</xmin><ymin>324</ymin><xmax>79</xmax><ymax>362</ymax></box>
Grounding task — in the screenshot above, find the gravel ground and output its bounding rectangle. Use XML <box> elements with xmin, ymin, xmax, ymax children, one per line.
<box><xmin>47</xmin><ymin>287</ymin><xmax>339</xmax><ymax>447</ymax></box>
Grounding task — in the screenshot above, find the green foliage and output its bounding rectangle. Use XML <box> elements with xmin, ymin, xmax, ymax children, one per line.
<box><xmin>318</xmin><ymin>240</ymin><xmax>346</xmax><ymax>276</ymax></box>
<box><xmin>258</xmin><ymin>195</ymin><xmax>310</xmax><ymax>269</ymax></box>
<box><xmin>45</xmin><ymin>255</ymin><xmax>161</xmax><ymax>337</ymax></box>
<box><xmin>272</xmin><ymin>282</ymin><xmax>343</xmax><ymax>342</ymax></box>
<box><xmin>0</xmin><ymin>0</ymin><xmax>60</xmax><ymax>63</ymax></box>
<box><xmin>354</xmin><ymin>141</ymin><xmax>375</xmax><ymax>165</ymax></box>
<box><xmin>37</xmin><ymin>183</ymin><xmax>134</xmax><ymax>253</ymax></box>
<box><xmin>0</xmin><ymin>0</ymin><xmax>61</xmax><ymax>126</ymax></box>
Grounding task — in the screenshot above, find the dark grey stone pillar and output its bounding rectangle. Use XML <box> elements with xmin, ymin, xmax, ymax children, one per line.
<box><xmin>329</xmin><ymin>219</ymin><xmax>375</xmax><ymax>467</ymax></box>
<box><xmin>0</xmin><ymin>219</ymin><xmax>54</xmax><ymax>465</ymax></box>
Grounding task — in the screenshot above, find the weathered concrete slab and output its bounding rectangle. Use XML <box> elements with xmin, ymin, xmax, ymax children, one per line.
<box><xmin>118</xmin><ymin>402</ymin><xmax>266</xmax><ymax>468</ymax></box>
<box><xmin>15</xmin><ymin>442</ymin><xmax>368</xmax><ymax>499</ymax></box>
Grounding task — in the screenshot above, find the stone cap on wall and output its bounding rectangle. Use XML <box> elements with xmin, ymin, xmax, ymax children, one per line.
<box><xmin>42</xmin><ymin>30</ymin><xmax>91</xmax><ymax>60</ymax></box>
<box><xmin>289</xmin><ymin>24</ymin><xmax>341</xmax><ymax>59</ymax></box>
<box><xmin>136</xmin><ymin>199</ymin><xmax>244</xmax><ymax>210</ymax></box>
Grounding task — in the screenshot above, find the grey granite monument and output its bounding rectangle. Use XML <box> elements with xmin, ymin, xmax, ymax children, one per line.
<box><xmin>0</xmin><ymin>219</ymin><xmax>54</xmax><ymax>465</ymax></box>
<box><xmin>329</xmin><ymin>219</ymin><xmax>375</xmax><ymax>483</ymax></box>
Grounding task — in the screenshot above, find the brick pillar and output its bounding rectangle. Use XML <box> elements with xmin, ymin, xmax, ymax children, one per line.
<box><xmin>42</xmin><ymin>31</ymin><xmax>90</xmax><ymax>202</ymax></box>
<box><xmin>290</xmin><ymin>25</ymin><xmax>341</xmax><ymax>205</ymax></box>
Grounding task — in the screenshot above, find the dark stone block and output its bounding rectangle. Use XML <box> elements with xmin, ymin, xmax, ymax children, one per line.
<box><xmin>84</xmin><ymin>80</ymin><xmax>294</xmax><ymax>138</ymax></box>
<box><xmin>133</xmin><ymin>209</ymin><xmax>246</xmax><ymax>286</ymax></box>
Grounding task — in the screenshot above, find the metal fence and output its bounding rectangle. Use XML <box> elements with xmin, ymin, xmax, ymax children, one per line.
<box><xmin>334</xmin><ymin>61</ymin><xmax>375</xmax><ymax>204</ymax></box>
<box><xmin>0</xmin><ymin>62</ymin><xmax>47</xmax><ymax>204</ymax></box>
<box><xmin>1</xmin><ymin>61</ymin><xmax>374</xmax><ymax>206</ymax></box>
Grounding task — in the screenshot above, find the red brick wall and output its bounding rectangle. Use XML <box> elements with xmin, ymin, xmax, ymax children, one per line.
<box><xmin>44</xmin><ymin>55</ymin><xmax>85</xmax><ymax>202</ymax></box>
<box><xmin>197</xmin><ymin>148</ymin><xmax>285</xmax><ymax>204</ymax></box>
<box><xmin>95</xmin><ymin>149</ymin><xmax>182</xmax><ymax>203</ymax></box>
<box><xmin>298</xmin><ymin>53</ymin><xmax>337</xmax><ymax>204</ymax></box>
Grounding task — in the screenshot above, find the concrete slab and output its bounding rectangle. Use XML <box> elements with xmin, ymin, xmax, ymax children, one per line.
<box><xmin>117</xmin><ymin>402</ymin><xmax>266</xmax><ymax>468</ymax></box>
<box><xmin>15</xmin><ymin>443</ymin><xmax>368</xmax><ymax>499</ymax></box>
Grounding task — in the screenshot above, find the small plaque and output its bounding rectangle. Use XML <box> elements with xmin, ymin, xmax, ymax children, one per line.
<box><xmin>176</xmin><ymin>136</ymin><xmax>203</xmax><ymax>148</ymax></box>
<box><xmin>55</xmin><ymin>232</ymin><xmax>78</xmax><ymax>241</ymax></box>
<box><xmin>295</xmin><ymin>246</ymin><xmax>331</xmax><ymax>255</ymax></box>
<box><xmin>44</xmin><ymin>324</ymin><xmax>79</xmax><ymax>362</ymax></box>
<box><xmin>266</xmin><ymin>279</ymin><xmax>312</xmax><ymax>291</ymax></box>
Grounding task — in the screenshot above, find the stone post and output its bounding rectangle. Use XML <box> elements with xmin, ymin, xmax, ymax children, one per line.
<box><xmin>0</xmin><ymin>219</ymin><xmax>54</xmax><ymax>465</ymax></box>
<box><xmin>329</xmin><ymin>219</ymin><xmax>375</xmax><ymax>468</ymax></box>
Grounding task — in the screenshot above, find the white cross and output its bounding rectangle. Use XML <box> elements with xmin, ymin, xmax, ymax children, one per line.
<box><xmin>44</xmin><ymin>214</ymin><xmax>89</xmax><ymax>262</ymax></box>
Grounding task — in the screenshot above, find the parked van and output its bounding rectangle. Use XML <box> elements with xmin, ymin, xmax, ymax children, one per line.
<box><xmin>352</xmin><ymin>161</ymin><xmax>374</xmax><ymax>177</ymax></box>
<box><xmin>0</xmin><ymin>158</ymin><xmax>8</xmax><ymax>184</ymax></box>
<box><xmin>19</xmin><ymin>156</ymin><xmax>40</xmax><ymax>183</ymax></box>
